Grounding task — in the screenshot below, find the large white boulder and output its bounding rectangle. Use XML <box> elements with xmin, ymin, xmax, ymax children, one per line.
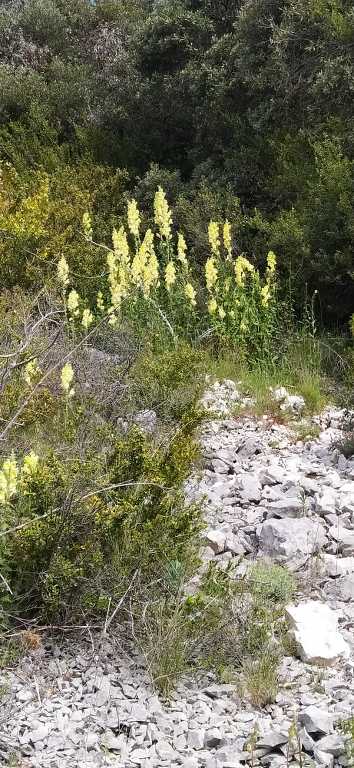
<box><xmin>285</xmin><ymin>601</ymin><xmax>350</xmax><ymax>665</ymax></box>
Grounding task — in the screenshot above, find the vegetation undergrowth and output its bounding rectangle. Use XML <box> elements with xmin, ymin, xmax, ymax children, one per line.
<box><xmin>0</xmin><ymin>186</ymin><xmax>349</xmax><ymax>705</ymax></box>
<box><xmin>0</xmin><ymin>0</ymin><xmax>354</xmax><ymax>713</ymax></box>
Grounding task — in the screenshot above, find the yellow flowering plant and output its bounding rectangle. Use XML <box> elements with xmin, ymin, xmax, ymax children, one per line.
<box><xmin>61</xmin><ymin>362</ymin><xmax>75</xmax><ymax>398</ymax></box>
<box><xmin>81</xmin><ymin>188</ymin><xmax>199</xmax><ymax>338</ymax></box>
<box><xmin>23</xmin><ymin>358</ymin><xmax>42</xmax><ymax>387</ymax></box>
<box><xmin>57</xmin><ymin>193</ymin><xmax>279</xmax><ymax>353</ymax></box>
<box><xmin>204</xmin><ymin>218</ymin><xmax>278</xmax><ymax>360</ymax></box>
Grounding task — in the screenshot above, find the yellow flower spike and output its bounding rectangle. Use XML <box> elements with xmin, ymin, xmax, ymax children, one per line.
<box><xmin>110</xmin><ymin>283</ymin><xmax>123</xmax><ymax>309</ymax></box>
<box><xmin>205</xmin><ymin>257</ymin><xmax>218</xmax><ymax>291</ymax></box>
<box><xmin>143</xmin><ymin>246</ymin><xmax>160</xmax><ymax>296</ymax></box>
<box><xmin>22</xmin><ymin>451</ymin><xmax>39</xmax><ymax>477</ymax></box>
<box><xmin>61</xmin><ymin>362</ymin><xmax>75</xmax><ymax>397</ymax></box>
<box><xmin>208</xmin><ymin>221</ymin><xmax>220</xmax><ymax>256</ymax></box>
<box><xmin>67</xmin><ymin>289</ymin><xmax>80</xmax><ymax>318</ymax></box>
<box><xmin>208</xmin><ymin>297</ymin><xmax>217</xmax><ymax>315</ymax></box>
<box><xmin>154</xmin><ymin>186</ymin><xmax>173</xmax><ymax>241</ymax></box>
<box><xmin>235</xmin><ymin>257</ymin><xmax>244</xmax><ymax>287</ymax></box>
<box><xmin>235</xmin><ymin>255</ymin><xmax>254</xmax><ymax>287</ymax></box>
<box><xmin>107</xmin><ymin>250</ymin><xmax>117</xmax><ymax>276</ymax></box>
<box><xmin>127</xmin><ymin>199</ymin><xmax>141</xmax><ymax>239</ymax></box>
<box><xmin>218</xmin><ymin>305</ymin><xmax>226</xmax><ymax>320</ymax></box>
<box><xmin>267</xmin><ymin>251</ymin><xmax>277</xmax><ymax>274</ymax></box>
<box><xmin>23</xmin><ymin>358</ymin><xmax>41</xmax><ymax>387</ymax></box>
<box><xmin>261</xmin><ymin>284</ymin><xmax>270</xmax><ymax>307</ymax></box>
<box><xmin>185</xmin><ymin>282</ymin><xmax>196</xmax><ymax>307</ymax></box>
<box><xmin>82</xmin><ymin>308</ymin><xmax>94</xmax><ymax>330</ymax></box>
<box><xmin>131</xmin><ymin>228</ymin><xmax>155</xmax><ymax>288</ymax></box>
<box><xmin>57</xmin><ymin>255</ymin><xmax>69</xmax><ymax>287</ymax></box>
<box><xmin>82</xmin><ymin>212</ymin><xmax>93</xmax><ymax>240</ymax></box>
<box><xmin>0</xmin><ymin>455</ymin><xmax>18</xmax><ymax>504</ymax></box>
<box><xmin>148</xmin><ymin>251</ymin><xmax>159</xmax><ymax>286</ymax></box>
<box><xmin>165</xmin><ymin>261</ymin><xmax>176</xmax><ymax>291</ymax></box>
<box><xmin>177</xmin><ymin>233</ymin><xmax>188</xmax><ymax>266</ymax></box>
<box><xmin>108</xmin><ymin>313</ymin><xmax>118</xmax><ymax>328</ymax></box>
<box><xmin>97</xmin><ymin>291</ymin><xmax>105</xmax><ymax>312</ymax></box>
<box><xmin>112</xmin><ymin>226</ymin><xmax>129</xmax><ymax>264</ymax></box>
<box><xmin>223</xmin><ymin>220</ymin><xmax>232</xmax><ymax>259</ymax></box>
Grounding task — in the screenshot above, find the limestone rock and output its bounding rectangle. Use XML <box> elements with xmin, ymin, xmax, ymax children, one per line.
<box><xmin>316</xmin><ymin>733</ymin><xmax>345</xmax><ymax>756</ymax></box>
<box><xmin>299</xmin><ymin>706</ymin><xmax>335</xmax><ymax>734</ymax></box>
<box><xmin>205</xmin><ymin>529</ymin><xmax>227</xmax><ymax>554</ymax></box>
<box><xmin>325</xmin><ymin>573</ymin><xmax>354</xmax><ymax>602</ymax></box>
<box><xmin>239</xmin><ymin>474</ymin><xmax>262</xmax><ymax>502</ymax></box>
<box><xmin>286</xmin><ymin>601</ymin><xmax>350</xmax><ymax>664</ymax></box>
<box><xmin>266</xmin><ymin>497</ymin><xmax>304</xmax><ymax>518</ymax></box>
<box><xmin>321</xmin><ymin>554</ymin><xmax>354</xmax><ymax>577</ymax></box>
<box><xmin>328</xmin><ymin>525</ymin><xmax>354</xmax><ymax>555</ymax></box>
<box><xmin>258</xmin><ymin>517</ymin><xmax>326</xmax><ymax>566</ymax></box>
<box><xmin>133</xmin><ymin>409</ymin><xmax>157</xmax><ymax>434</ymax></box>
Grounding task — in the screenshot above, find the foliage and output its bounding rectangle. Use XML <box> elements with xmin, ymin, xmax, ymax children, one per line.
<box><xmin>1</xmin><ymin>419</ymin><xmax>202</xmax><ymax>622</ymax></box>
<box><xmin>248</xmin><ymin>560</ymin><xmax>296</xmax><ymax>604</ymax></box>
<box><xmin>0</xmin><ymin>159</ymin><xmax>129</xmax><ymax>290</ymax></box>
<box><xmin>126</xmin><ymin>341</ymin><xmax>206</xmax><ymax>421</ymax></box>
<box><xmin>144</xmin><ymin>556</ymin><xmax>296</xmax><ymax>698</ymax></box>
<box><xmin>0</xmin><ymin>0</ymin><xmax>353</xmax><ymax>319</ymax></box>
<box><xmin>0</xmin><ymin>0</ymin><xmax>352</xmax><ymax>705</ymax></box>
<box><xmin>56</xmin><ymin>189</ymin><xmax>282</xmax><ymax>364</ymax></box>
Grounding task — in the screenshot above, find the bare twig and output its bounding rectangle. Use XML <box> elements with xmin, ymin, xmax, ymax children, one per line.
<box><xmin>0</xmin><ymin>313</ymin><xmax>110</xmax><ymax>444</ymax></box>
<box><xmin>146</xmin><ymin>297</ymin><xmax>177</xmax><ymax>341</ymax></box>
<box><xmin>103</xmin><ymin>569</ymin><xmax>139</xmax><ymax>635</ymax></box>
<box><xmin>0</xmin><ymin>571</ymin><xmax>13</xmax><ymax>594</ymax></box>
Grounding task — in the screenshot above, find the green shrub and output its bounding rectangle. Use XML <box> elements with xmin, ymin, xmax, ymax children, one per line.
<box><xmin>2</xmin><ymin>422</ymin><xmax>202</xmax><ymax>623</ymax></box>
<box><xmin>127</xmin><ymin>341</ymin><xmax>206</xmax><ymax>421</ymax></box>
<box><xmin>248</xmin><ymin>561</ymin><xmax>296</xmax><ymax>604</ymax></box>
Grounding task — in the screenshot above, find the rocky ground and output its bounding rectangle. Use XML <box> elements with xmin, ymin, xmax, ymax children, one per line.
<box><xmin>1</xmin><ymin>380</ymin><xmax>354</xmax><ymax>768</ymax></box>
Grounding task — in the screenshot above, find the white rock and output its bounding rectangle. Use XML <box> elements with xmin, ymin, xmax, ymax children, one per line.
<box><xmin>187</xmin><ymin>728</ymin><xmax>205</xmax><ymax>749</ymax></box>
<box><xmin>321</xmin><ymin>554</ymin><xmax>354</xmax><ymax>577</ymax></box>
<box><xmin>258</xmin><ymin>517</ymin><xmax>326</xmax><ymax>566</ymax></box>
<box><xmin>156</xmin><ymin>739</ymin><xmax>177</xmax><ymax>760</ymax></box>
<box><xmin>30</xmin><ymin>724</ymin><xmax>50</xmax><ymax>743</ymax></box>
<box><xmin>266</xmin><ymin>497</ymin><xmax>304</xmax><ymax>518</ymax></box>
<box><xmin>316</xmin><ymin>733</ymin><xmax>345</xmax><ymax>756</ymax></box>
<box><xmin>272</xmin><ymin>386</ymin><xmax>289</xmax><ymax>402</ymax></box>
<box><xmin>257</xmin><ymin>730</ymin><xmax>289</xmax><ymax>749</ymax></box>
<box><xmin>272</xmin><ymin>387</ymin><xmax>305</xmax><ymax>413</ymax></box>
<box><xmin>314</xmin><ymin>748</ymin><xmax>334</xmax><ymax>767</ymax></box>
<box><xmin>286</xmin><ymin>601</ymin><xmax>350</xmax><ymax>665</ymax></box>
<box><xmin>205</xmin><ymin>529</ymin><xmax>227</xmax><ymax>554</ymax></box>
<box><xmin>328</xmin><ymin>525</ymin><xmax>354</xmax><ymax>555</ymax></box>
<box><xmin>260</xmin><ymin>466</ymin><xmax>287</xmax><ymax>485</ymax></box>
<box><xmin>133</xmin><ymin>409</ymin><xmax>157</xmax><ymax>434</ymax></box>
<box><xmin>299</xmin><ymin>705</ymin><xmax>335</xmax><ymax>734</ymax></box>
<box><xmin>282</xmin><ymin>394</ymin><xmax>305</xmax><ymax>414</ymax></box>
<box><xmin>325</xmin><ymin>573</ymin><xmax>354</xmax><ymax>602</ymax></box>
<box><xmin>181</xmin><ymin>758</ymin><xmax>199</xmax><ymax>768</ymax></box>
<box><xmin>239</xmin><ymin>475</ymin><xmax>262</xmax><ymax>502</ymax></box>
<box><xmin>315</xmin><ymin>488</ymin><xmax>338</xmax><ymax>516</ymax></box>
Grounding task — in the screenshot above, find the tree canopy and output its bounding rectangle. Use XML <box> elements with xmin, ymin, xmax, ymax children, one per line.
<box><xmin>1</xmin><ymin>0</ymin><xmax>354</xmax><ymax>320</ymax></box>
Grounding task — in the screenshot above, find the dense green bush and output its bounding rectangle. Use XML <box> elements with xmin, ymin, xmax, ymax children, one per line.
<box><xmin>1</xmin><ymin>408</ymin><xmax>202</xmax><ymax>623</ymax></box>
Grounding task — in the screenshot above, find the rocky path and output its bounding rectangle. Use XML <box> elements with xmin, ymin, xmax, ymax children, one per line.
<box><xmin>1</xmin><ymin>380</ymin><xmax>354</xmax><ymax>768</ymax></box>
